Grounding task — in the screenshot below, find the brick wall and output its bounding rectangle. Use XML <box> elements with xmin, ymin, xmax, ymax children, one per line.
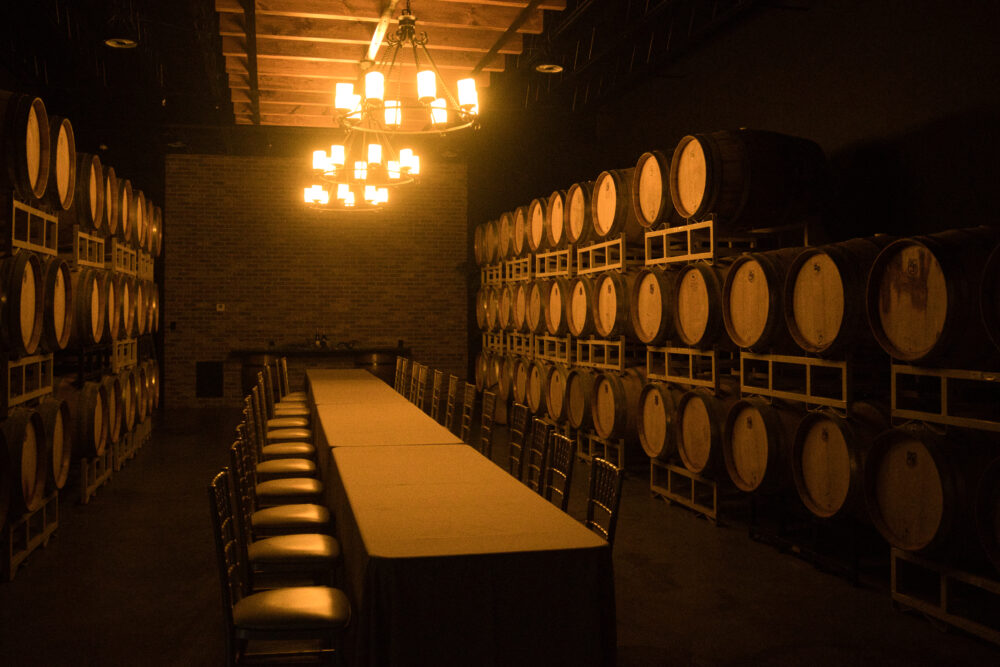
<box><xmin>163</xmin><ymin>153</ymin><xmax>468</xmax><ymax>408</ymax></box>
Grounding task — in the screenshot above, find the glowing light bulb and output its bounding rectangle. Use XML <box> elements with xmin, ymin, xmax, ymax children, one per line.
<box><xmin>367</xmin><ymin>143</ymin><xmax>383</xmax><ymax>165</ymax></box>
<box><xmin>312</xmin><ymin>150</ymin><xmax>327</xmax><ymax>171</ymax></box>
<box><xmin>337</xmin><ymin>184</ymin><xmax>350</xmax><ymax>200</ymax></box>
<box><xmin>364</xmin><ymin>71</ymin><xmax>384</xmax><ymax>101</ymax></box>
<box><xmin>334</xmin><ymin>83</ymin><xmax>356</xmax><ymax>112</ymax></box>
<box><xmin>304</xmin><ymin>185</ymin><xmax>329</xmax><ymax>205</ymax></box>
<box><xmin>417</xmin><ymin>70</ymin><xmax>436</xmax><ymax>102</ymax></box>
<box><xmin>399</xmin><ymin>149</ymin><xmax>413</xmax><ymax>172</ymax></box>
<box><xmin>409</xmin><ymin>154</ymin><xmax>420</xmax><ymax>175</ymax></box>
<box><xmin>377</xmin><ymin>187</ymin><xmax>389</xmax><ymax>204</ymax></box>
<box><xmin>384</xmin><ymin>100</ymin><xmax>401</xmax><ymax>127</ymax></box>
<box><xmin>354</xmin><ymin>161</ymin><xmax>367</xmax><ymax>180</ymax></box>
<box><xmin>345</xmin><ymin>191</ymin><xmax>356</xmax><ymax>207</ymax></box>
<box><xmin>431</xmin><ymin>98</ymin><xmax>447</xmax><ymax>125</ymax></box>
<box><xmin>388</xmin><ymin>160</ymin><xmax>400</xmax><ymax>179</ymax></box>
<box><xmin>364</xmin><ymin>185</ymin><xmax>377</xmax><ymax>202</ymax></box>
<box><xmin>457</xmin><ymin>78</ymin><xmax>479</xmax><ymax>113</ymax></box>
<box><xmin>330</xmin><ymin>145</ymin><xmax>345</xmax><ymax>167</ymax></box>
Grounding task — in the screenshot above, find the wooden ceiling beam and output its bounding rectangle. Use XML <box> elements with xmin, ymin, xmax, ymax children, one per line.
<box><xmin>221</xmin><ymin>36</ymin><xmax>505</xmax><ymax>71</ymax></box>
<box><xmin>435</xmin><ymin>0</ymin><xmax>565</xmax><ymax>9</ymax></box>
<box><xmin>218</xmin><ymin>13</ymin><xmax>523</xmax><ymax>53</ymax></box>
<box><xmin>215</xmin><ymin>0</ymin><xmax>544</xmax><ymax>34</ymax></box>
<box><xmin>226</xmin><ymin>56</ymin><xmax>491</xmax><ymax>87</ymax></box>
<box><xmin>231</xmin><ymin>87</ymin><xmax>335</xmax><ymax>105</ymax></box>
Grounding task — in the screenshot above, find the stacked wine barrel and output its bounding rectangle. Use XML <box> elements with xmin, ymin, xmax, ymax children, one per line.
<box><xmin>475</xmin><ymin>127</ymin><xmax>1000</xmax><ymax>575</ymax></box>
<box><xmin>0</xmin><ymin>89</ymin><xmax>162</xmax><ymax>538</ymax></box>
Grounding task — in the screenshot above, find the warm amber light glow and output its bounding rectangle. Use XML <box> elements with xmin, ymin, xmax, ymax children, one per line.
<box><xmin>384</xmin><ymin>100</ymin><xmax>401</xmax><ymax>127</ymax></box>
<box><xmin>364</xmin><ymin>71</ymin><xmax>385</xmax><ymax>102</ymax></box>
<box><xmin>304</xmin><ymin>185</ymin><xmax>329</xmax><ymax>205</ymax></box>
<box><xmin>312</xmin><ymin>150</ymin><xmax>328</xmax><ymax>171</ymax></box>
<box><xmin>377</xmin><ymin>187</ymin><xmax>389</xmax><ymax>204</ymax></box>
<box><xmin>387</xmin><ymin>160</ymin><xmax>400</xmax><ymax>179</ymax></box>
<box><xmin>367</xmin><ymin>143</ymin><xmax>383</xmax><ymax>165</ymax></box>
<box><xmin>364</xmin><ymin>185</ymin><xmax>378</xmax><ymax>202</ymax></box>
<box><xmin>335</xmin><ymin>83</ymin><xmax>356</xmax><ymax>112</ymax></box>
<box><xmin>354</xmin><ymin>161</ymin><xmax>367</xmax><ymax>180</ymax></box>
<box><xmin>430</xmin><ymin>98</ymin><xmax>447</xmax><ymax>125</ymax></box>
<box><xmin>417</xmin><ymin>70</ymin><xmax>436</xmax><ymax>102</ymax></box>
<box><xmin>337</xmin><ymin>184</ymin><xmax>350</xmax><ymax>200</ymax></box>
<box><xmin>330</xmin><ymin>145</ymin><xmax>346</xmax><ymax>167</ymax></box>
<box><xmin>457</xmin><ymin>78</ymin><xmax>479</xmax><ymax>113</ymax></box>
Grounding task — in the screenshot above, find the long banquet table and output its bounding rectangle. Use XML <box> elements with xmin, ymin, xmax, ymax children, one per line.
<box><xmin>306</xmin><ymin>369</ymin><xmax>617</xmax><ymax>667</ymax></box>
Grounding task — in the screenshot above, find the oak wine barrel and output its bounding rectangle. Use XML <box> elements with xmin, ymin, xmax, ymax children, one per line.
<box><xmin>1</xmin><ymin>250</ymin><xmax>44</xmax><ymax>356</ymax></box>
<box><xmin>119</xmin><ymin>368</ymin><xmax>138</xmax><ymax>433</ymax></box>
<box><xmin>2</xmin><ymin>407</ymin><xmax>47</xmax><ymax>513</ymax></box>
<box><xmin>483</xmin><ymin>219</ymin><xmax>499</xmax><ymax>265</ymax></box>
<box><xmin>632</xmin><ymin>150</ymin><xmax>682</xmax><ymax>229</ymax></box>
<box><xmin>637</xmin><ymin>381</ymin><xmax>684</xmax><ymax>460</ymax></box>
<box><xmin>784</xmin><ymin>237</ymin><xmax>893</xmax><ymax>356</ymax></box>
<box><xmin>147</xmin><ymin>358</ymin><xmax>160</xmax><ymax>410</ymax></box>
<box><xmin>975</xmin><ymin>457</ymin><xmax>1000</xmax><ymax>573</ymax></box>
<box><xmin>567</xmin><ymin>276</ymin><xmax>597</xmax><ymax>338</ymax></box>
<box><xmin>473</xmin><ymin>223</ymin><xmax>486</xmax><ymax>266</ymax></box>
<box><xmin>526</xmin><ymin>279</ymin><xmax>548</xmax><ymax>334</ymax></box>
<box><xmin>497</xmin><ymin>211</ymin><xmax>513</xmax><ymax>260</ymax></box>
<box><xmin>675</xmin><ymin>382</ymin><xmax>740</xmax><ymax>475</ymax></box>
<box><xmin>485</xmin><ymin>286</ymin><xmax>500</xmax><ymax>331</ymax></box>
<box><xmin>566</xmin><ymin>181</ymin><xmax>596</xmax><ymax>246</ymax></box>
<box><xmin>103</xmin><ymin>164</ymin><xmax>119</xmax><ymax>236</ymax></box>
<box><xmin>526</xmin><ymin>360</ymin><xmax>552</xmax><ymax>415</ymax></box>
<box><xmin>103</xmin><ymin>269</ymin><xmax>120</xmax><ymax>342</ymax></box>
<box><xmin>59</xmin><ymin>152</ymin><xmax>103</xmax><ymax>232</ymax></box>
<box><xmin>36</xmin><ymin>397</ymin><xmax>72</xmax><ymax>491</ymax></box>
<box><xmin>544</xmin><ymin>277</ymin><xmax>572</xmax><ymax>336</ymax></box>
<box><xmin>669</xmin><ymin>129</ymin><xmax>829</xmax><ymax>230</ymax></box>
<box><xmin>593</xmin><ymin>271</ymin><xmax>638</xmax><ymax>339</ymax></box>
<box><xmin>101</xmin><ymin>373</ymin><xmax>123</xmax><ymax>445</ymax></box>
<box><xmin>791</xmin><ymin>401</ymin><xmax>887</xmax><ymax>520</ymax></box>
<box><xmin>69</xmin><ymin>267</ymin><xmax>105</xmax><ymax>347</ymax></box>
<box><xmin>527</xmin><ymin>197</ymin><xmax>549</xmax><ymax>253</ymax></box>
<box><xmin>497</xmin><ymin>355</ymin><xmax>514</xmax><ymax>402</ymax></box>
<box><xmin>498</xmin><ymin>284</ymin><xmax>513</xmax><ymax>331</ymax></box>
<box><xmin>149</xmin><ymin>283</ymin><xmax>160</xmax><ymax>333</ymax></box>
<box><xmin>546</xmin><ymin>363</ymin><xmax>571</xmax><ymax>422</ymax></box>
<box><xmin>116</xmin><ymin>177</ymin><xmax>132</xmax><ymax>243</ymax></box>
<box><xmin>0</xmin><ymin>430</ymin><xmax>8</xmax><ymax>532</ymax></box>
<box><xmin>513</xmin><ymin>206</ymin><xmax>529</xmax><ymax>257</ymax></box>
<box><xmin>723</xmin><ymin>248</ymin><xmax>803</xmax><ymax>351</ymax></box>
<box><xmin>592</xmin><ymin>168</ymin><xmax>643</xmax><ymax>242</ymax></box>
<box><xmin>512</xmin><ymin>357</ymin><xmax>531</xmax><ymax>405</ymax></box>
<box><xmin>144</xmin><ymin>197</ymin><xmax>155</xmax><ymax>253</ymax></box>
<box><xmin>0</xmin><ymin>91</ymin><xmax>50</xmax><ymax>201</ymax></box>
<box><xmin>864</xmin><ymin>424</ymin><xmax>985</xmax><ymax>554</ymax></box>
<box><xmin>566</xmin><ymin>367</ymin><xmax>597</xmax><ymax>431</ymax></box>
<box><xmin>982</xmin><ymin>243</ymin><xmax>1000</xmax><ymax>353</ymax></box>
<box><xmin>545</xmin><ymin>190</ymin><xmax>568</xmax><ymax>249</ymax></box>
<box><xmin>129</xmin><ymin>188</ymin><xmax>145</xmax><ymax>249</ymax></box>
<box><xmin>115</xmin><ymin>274</ymin><xmax>133</xmax><ymax>339</ymax></box>
<box><xmin>674</xmin><ymin>261</ymin><xmax>729</xmax><ymax>348</ymax></box>
<box><xmin>475</xmin><ymin>287</ymin><xmax>488</xmax><ymax>330</ymax></box>
<box><xmin>57</xmin><ymin>377</ymin><xmax>108</xmax><ymax>458</ymax></box>
<box><xmin>136</xmin><ymin>362</ymin><xmax>150</xmax><ymax>424</ymax></box>
<box><xmin>629</xmin><ymin>268</ymin><xmax>677</xmax><ymax>345</ymax></box>
<box><xmin>723</xmin><ymin>397</ymin><xmax>803</xmax><ymax>493</ymax></box>
<box><xmin>152</xmin><ymin>204</ymin><xmax>163</xmax><ymax>257</ymax></box>
<box><xmin>512</xmin><ymin>282</ymin><xmax>528</xmax><ymax>332</ymax></box>
<box><xmin>474</xmin><ymin>351</ymin><xmax>490</xmax><ymax>392</ymax></box>
<box><xmin>44</xmin><ymin>115</ymin><xmax>76</xmax><ymax>211</ymax></box>
<box><xmin>866</xmin><ymin>227</ymin><xmax>1000</xmax><ymax>364</ymax></box>
<box><xmin>41</xmin><ymin>256</ymin><xmax>73</xmax><ymax>351</ymax></box>
<box><xmin>592</xmin><ymin>368</ymin><xmax>646</xmax><ymax>441</ymax></box>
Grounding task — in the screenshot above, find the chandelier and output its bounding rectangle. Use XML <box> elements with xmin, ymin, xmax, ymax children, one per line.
<box><xmin>304</xmin><ymin>0</ymin><xmax>480</xmax><ymax>209</ymax></box>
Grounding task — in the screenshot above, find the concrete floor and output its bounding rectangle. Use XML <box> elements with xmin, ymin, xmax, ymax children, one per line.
<box><xmin>1</xmin><ymin>405</ymin><xmax>998</xmax><ymax>666</ymax></box>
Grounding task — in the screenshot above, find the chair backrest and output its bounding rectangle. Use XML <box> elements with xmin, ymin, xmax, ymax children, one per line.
<box><xmin>444</xmin><ymin>375</ymin><xmax>460</xmax><ymax>432</ymax></box>
<box><xmin>227</xmin><ymin>438</ymin><xmax>256</xmax><ymax>547</ymax></box>
<box><xmin>208</xmin><ymin>468</ymin><xmax>248</xmax><ymax>637</ymax></box>
<box><xmin>507</xmin><ymin>402</ymin><xmax>530</xmax><ymax>480</ymax></box>
<box><xmin>585</xmin><ymin>458</ymin><xmax>624</xmax><ymax>546</ymax></box>
<box><xmin>399</xmin><ymin>358</ymin><xmax>412</xmax><ymax>397</ymax></box>
<box><xmin>429</xmin><ymin>370</ymin><xmax>444</xmax><ymax>420</ymax></box>
<box><xmin>394</xmin><ymin>356</ymin><xmax>405</xmax><ymax>392</ymax></box>
<box><xmin>524</xmin><ymin>418</ymin><xmax>552</xmax><ymax>493</ymax></box>
<box><xmin>263</xmin><ymin>365</ymin><xmax>279</xmax><ymax>410</ymax></box>
<box><xmin>256</xmin><ymin>371</ymin><xmax>274</xmax><ymax>420</ymax></box>
<box><xmin>414</xmin><ymin>364</ymin><xmax>428</xmax><ymax>410</ymax></box>
<box><xmin>459</xmin><ymin>382</ymin><xmax>477</xmax><ymax>443</ymax></box>
<box><xmin>479</xmin><ymin>390</ymin><xmax>496</xmax><ymax>459</ymax></box>
<box><xmin>248</xmin><ymin>386</ymin><xmax>268</xmax><ymax>452</ymax></box>
<box><xmin>544</xmin><ymin>432</ymin><xmax>576</xmax><ymax>512</ymax></box>
<box><xmin>278</xmin><ymin>357</ymin><xmax>292</xmax><ymax>397</ymax></box>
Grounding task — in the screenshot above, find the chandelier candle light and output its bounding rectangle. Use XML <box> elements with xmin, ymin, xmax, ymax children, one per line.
<box><xmin>304</xmin><ymin>0</ymin><xmax>480</xmax><ymax>209</ymax></box>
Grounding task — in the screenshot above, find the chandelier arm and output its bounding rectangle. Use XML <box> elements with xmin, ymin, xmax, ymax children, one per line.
<box><xmin>418</xmin><ymin>42</ymin><xmax>462</xmax><ymax>110</ymax></box>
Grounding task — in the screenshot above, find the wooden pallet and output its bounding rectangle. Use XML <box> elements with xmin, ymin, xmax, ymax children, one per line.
<box><xmin>107</xmin><ymin>237</ymin><xmax>137</xmax><ymax>275</ymax></box>
<box><xmin>650</xmin><ymin>460</ymin><xmax>720</xmax><ymax>523</ymax></box>
<box><xmin>65</xmin><ymin>226</ymin><xmax>105</xmax><ymax>269</ymax></box>
<box><xmin>646</xmin><ymin>346</ymin><xmax>736</xmax><ymax>390</ymax></box>
<box><xmin>576</xmin><ymin>431</ymin><xmax>625</xmax><ymax>469</ymax></box>
<box><xmin>506</xmin><ymin>332</ymin><xmax>534</xmax><ymax>359</ymax></box>
<box><xmin>892</xmin><ymin>548</ymin><xmax>1000</xmax><ymax>646</ymax></box>
<box><xmin>5</xmin><ymin>491</ymin><xmax>58</xmax><ymax>580</ymax></box>
<box><xmin>576</xmin><ymin>337</ymin><xmax>643</xmax><ymax>371</ymax></box>
<box><xmin>481</xmin><ymin>264</ymin><xmax>503</xmax><ymax>286</ymax></box>
<box><xmin>891</xmin><ymin>364</ymin><xmax>1000</xmax><ymax>433</ymax></box>
<box><xmin>5</xmin><ymin>199</ymin><xmax>58</xmax><ymax>256</ymax></box>
<box><xmin>504</xmin><ymin>256</ymin><xmax>532</xmax><ymax>282</ymax></box>
<box><xmin>576</xmin><ymin>236</ymin><xmax>642</xmax><ymax>275</ymax></box>
<box><xmin>740</xmin><ymin>352</ymin><xmax>853</xmax><ymax>410</ymax></box>
<box><xmin>79</xmin><ymin>448</ymin><xmax>114</xmax><ymax>504</ymax></box>
<box><xmin>534</xmin><ymin>247</ymin><xmax>574</xmax><ymax>278</ymax></box>
<box><xmin>644</xmin><ymin>218</ymin><xmax>807</xmax><ymax>266</ymax></box>
<box><xmin>111</xmin><ymin>338</ymin><xmax>138</xmax><ymax>373</ymax></box>
<box><xmin>481</xmin><ymin>332</ymin><xmax>504</xmax><ymax>353</ymax></box>
<box><xmin>535</xmin><ymin>334</ymin><xmax>573</xmax><ymax>364</ymax></box>
<box><xmin>2</xmin><ymin>353</ymin><xmax>54</xmax><ymax>416</ymax></box>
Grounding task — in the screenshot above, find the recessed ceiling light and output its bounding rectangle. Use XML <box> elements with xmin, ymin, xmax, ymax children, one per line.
<box><xmin>104</xmin><ymin>36</ymin><xmax>138</xmax><ymax>49</ymax></box>
<box><xmin>535</xmin><ymin>63</ymin><xmax>564</xmax><ymax>74</ymax></box>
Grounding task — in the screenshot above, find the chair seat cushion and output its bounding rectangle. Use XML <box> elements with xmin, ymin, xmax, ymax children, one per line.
<box><xmin>261</xmin><ymin>442</ymin><xmax>316</xmax><ymax>461</ymax></box>
<box><xmin>283</xmin><ymin>391</ymin><xmax>308</xmax><ymax>401</ymax></box>
<box><xmin>267</xmin><ymin>427</ymin><xmax>313</xmax><ymax>443</ymax></box>
<box><xmin>267</xmin><ymin>416</ymin><xmax>310</xmax><ymax>429</ymax></box>
<box><xmin>257</xmin><ymin>458</ymin><xmax>317</xmax><ymax>478</ymax></box>
<box><xmin>257</xmin><ymin>478</ymin><xmax>323</xmax><ymax>503</ymax></box>
<box><xmin>252</xmin><ymin>504</ymin><xmax>330</xmax><ymax>534</ymax></box>
<box><xmin>233</xmin><ymin>586</ymin><xmax>351</xmax><ymax>632</ymax></box>
<box><xmin>274</xmin><ymin>404</ymin><xmax>309</xmax><ymax>416</ymax></box>
<box><xmin>248</xmin><ymin>533</ymin><xmax>341</xmax><ymax>566</ymax></box>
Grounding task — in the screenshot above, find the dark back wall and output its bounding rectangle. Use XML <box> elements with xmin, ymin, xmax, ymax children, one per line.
<box><xmin>469</xmin><ymin>0</ymin><xmax>1000</xmax><ymax>241</ymax></box>
<box><xmin>164</xmin><ymin>154</ymin><xmax>469</xmax><ymax>408</ymax></box>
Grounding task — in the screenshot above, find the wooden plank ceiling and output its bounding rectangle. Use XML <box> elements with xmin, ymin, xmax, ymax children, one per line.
<box><xmin>217</xmin><ymin>0</ymin><xmax>567</xmax><ymax>127</ymax></box>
